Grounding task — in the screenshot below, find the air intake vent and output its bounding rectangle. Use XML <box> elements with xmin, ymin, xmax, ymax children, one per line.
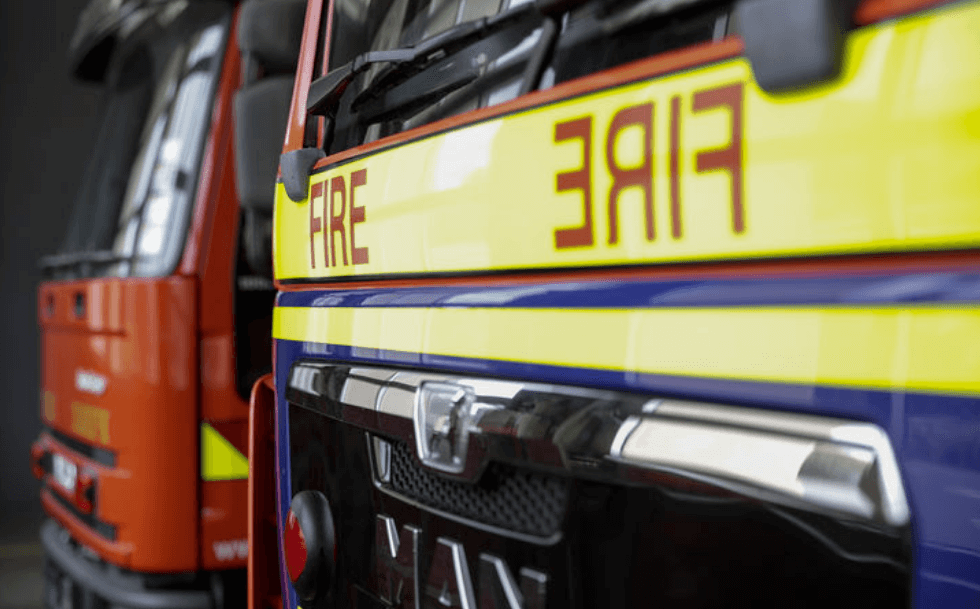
<box><xmin>382</xmin><ymin>440</ymin><xmax>568</xmax><ymax>538</ymax></box>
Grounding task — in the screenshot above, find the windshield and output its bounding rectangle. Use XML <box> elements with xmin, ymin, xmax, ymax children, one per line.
<box><xmin>47</xmin><ymin>2</ymin><xmax>230</xmax><ymax>280</ymax></box>
<box><xmin>323</xmin><ymin>0</ymin><xmax>730</xmax><ymax>154</ymax></box>
<box><xmin>326</xmin><ymin>0</ymin><xmax>542</xmax><ymax>152</ymax></box>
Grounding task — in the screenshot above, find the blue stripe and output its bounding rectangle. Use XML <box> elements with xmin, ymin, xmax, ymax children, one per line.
<box><xmin>274</xmin><ymin>351</ymin><xmax>298</xmax><ymax>609</ymax></box>
<box><xmin>276</xmin><ymin>271</ymin><xmax>980</xmax><ymax>309</ymax></box>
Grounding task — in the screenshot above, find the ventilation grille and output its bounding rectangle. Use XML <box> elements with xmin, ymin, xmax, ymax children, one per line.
<box><xmin>383</xmin><ymin>440</ymin><xmax>569</xmax><ymax>538</ymax></box>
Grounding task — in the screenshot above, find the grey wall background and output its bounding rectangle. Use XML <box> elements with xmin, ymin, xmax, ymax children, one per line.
<box><xmin>0</xmin><ymin>0</ymin><xmax>103</xmax><ymax>517</ymax></box>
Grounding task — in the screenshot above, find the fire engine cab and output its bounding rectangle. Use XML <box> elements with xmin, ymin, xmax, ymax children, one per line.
<box><xmin>33</xmin><ymin>0</ymin><xmax>303</xmax><ymax>606</ymax></box>
<box><xmin>253</xmin><ymin>0</ymin><xmax>980</xmax><ymax>607</ymax></box>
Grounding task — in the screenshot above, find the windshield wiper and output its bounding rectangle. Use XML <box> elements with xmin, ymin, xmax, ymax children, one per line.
<box><xmin>38</xmin><ymin>250</ymin><xmax>130</xmax><ymax>270</ymax></box>
<box><xmin>307</xmin><ymin>2</ymin><xmax>541</xmax><ymax>117</ymax></box>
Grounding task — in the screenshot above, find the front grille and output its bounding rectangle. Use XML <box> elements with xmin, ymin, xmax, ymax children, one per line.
<box><xmin>383</xmin><ymin>440</ymin><xmax>569</xmax><ymax>538</ymax></box>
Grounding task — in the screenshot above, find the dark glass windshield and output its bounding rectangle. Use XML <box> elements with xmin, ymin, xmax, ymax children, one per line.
<box><xmin>48</xmin><ymin>2</ymin><xmax>230</xmax><ymax>280</ymax></box>
<box><xmin>323</xmin><ymin>0</ymin><xmax>732</xmax><ymax>155</ymax></box>
<box><xmin>326</xmin><ymin>0</ymin><xmax>541</xmax><ymax>153</ymax></box>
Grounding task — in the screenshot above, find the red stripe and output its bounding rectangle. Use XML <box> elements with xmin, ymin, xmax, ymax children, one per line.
<box><xmin>276</xmin><ymin>249</ymin><xmax>980</xmax><ymax>292</ymax></box>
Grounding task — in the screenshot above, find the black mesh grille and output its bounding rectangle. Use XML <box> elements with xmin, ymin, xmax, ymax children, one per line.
<box><xmin>383</xmin><ymin>440</ymin><xmax>569</xmax><ymax>537</ymax></box>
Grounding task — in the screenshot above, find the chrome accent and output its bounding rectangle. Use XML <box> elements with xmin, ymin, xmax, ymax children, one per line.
<box><xmin>617</xmin><ymin>401</ymin><xmax>910</xmax><ymax>526</ymax></box>
<box><xmin>374</xmin><ymin>516</ymin><xmax>420</xmax><ymax>607</ymax></box>
<box><xmin>610</xmin><ymin>399</ymin><xmax>662</xmax><ymax>458</ymax></box>
<box><xmin>433</xmin><ymin>538</ymin><xmax>477</xmax><ymax>609</ymax></box>
<box><xmin>609</xmin><ymin>416</ymin><xmax>641</xmax><ymax>459</ymax></box>
<box><xmin>290</xmin><ymin>365</ymin><xmax>318</xmax><ymax>394</ymax></box>
<box><xmin>372</xmin><ymin>436</ymin><xmax>392</xmax><ymax>484</ymax></box>
<box><xmin>415</xmin><ymin>382</ymin><xmax>485</xmax><ymax>474</ymax></box>
<box><xmin>288</xmin><ymin>362</ymin><xmax>910</xmax><ymax>526</ymax></box>
<box><xmin>478</xmin><ymin>555</ymin><xmax>523</xmax><ymax>608</ymax></box>
<box><xmin>380</xmin><ymin>372</ymin><xmax>441</xmax><ymax>418</ymax></box>
<box><xmin>342</xmin><ymin>367</ymin><xmax>396</xmax><ymax>409</ymax></box>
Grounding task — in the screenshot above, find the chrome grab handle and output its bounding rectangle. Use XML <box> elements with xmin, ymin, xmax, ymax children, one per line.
<box><xmin>288</xmin><ymin>362</ymin><xmax>909</xmax><ymax>526</ymax></box>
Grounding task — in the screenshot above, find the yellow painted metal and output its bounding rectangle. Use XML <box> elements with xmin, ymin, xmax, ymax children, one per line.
<box><xmin>70</xmin><ymin>402</ymin><xmax>110</xmax><ymax>444</ymax></box>
<box><xmin>200</xmin><ymin>423</ymin><xmax>249</xmax><ymax>481</ymax></box>
<box><xmin>273</xmin><ymin>305</ymin><xmax>980</xmax><ymax>396</ymax></box>
<box><xmin>274</xmin><ymin>2</ymin><xmax>980</xmax><ymax>281</ymax></box>
<box><xmin>43</xmin><ymin>390</ymin><xmax>57</xmax><ymax>423</ymax></box>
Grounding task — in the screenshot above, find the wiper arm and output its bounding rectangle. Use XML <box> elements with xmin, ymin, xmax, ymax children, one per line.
<box><xmin>307</xmin><ymin>2</ymin><xmax>541</xmax><ymax>117</ymax></box>
<box><xmin>38</xmin><ymin>250</ymin><xmax>130</xmax><ymax>270</ymax></box>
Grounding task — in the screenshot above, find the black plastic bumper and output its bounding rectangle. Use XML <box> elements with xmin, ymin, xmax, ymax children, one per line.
<box><xmin>40</xmin><ymin>519</ymin><xmax>212</xmax><ymax>609</ymax></box>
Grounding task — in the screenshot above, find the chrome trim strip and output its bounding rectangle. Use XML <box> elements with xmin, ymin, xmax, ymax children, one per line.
<box><xmin>479</xmin><ymin>555</ymin><xmax>523</xmax><ymax>608</ymax></box>
<box><xmin>441</xmin><ymin>538</ymin><xmax>477</xmax><ymax>609</ymax></box>
<box><xmin>288</xmin><ymin>362</ymin><xmax>911</xmax><ymax>527</ymax></box>
<box><xmin>610</xmin><ymin>399</ymin><xmax>662</xmax><ymax>458</ymax></box>
<box><xmin>608</xmin><ymin>416</ymin><xmax>641</xmax><ymax>459</ymax></box>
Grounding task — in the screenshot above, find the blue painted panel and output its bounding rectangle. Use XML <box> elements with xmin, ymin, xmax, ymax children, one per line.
<box><xmin>277</xmin><ymin>272</ymin><xmax>980</xmax><ymax>309</ymax></box>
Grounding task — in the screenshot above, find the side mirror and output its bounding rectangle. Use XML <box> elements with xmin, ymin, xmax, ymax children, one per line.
<box><xmin>280</xmin><ymin>148</ymin><xmax>326</xmax><ymax>203</ymax></box>
<box><xmin>736</xmin><ymin>0</ymin><xmax>859</xmax><ymax>94</ymax></box>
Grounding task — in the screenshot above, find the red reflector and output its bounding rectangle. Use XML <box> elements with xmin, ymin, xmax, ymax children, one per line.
<box><xmin>285</xmin><ymin>490</ymin><xmax>336</xmax><ymax>602</ymax></box>
<box><xmin>30</xmin><ymin>443</ymin><xmax>46</xmax><ymax>480</ymax></box>
<box><xmin>285</xmin><ymin>509</ymin><xmax>308</xmax><ymax>583</ymax></box>
<box><xmin>76</xmin><ymin>469</ymin><xmax>95</xmax><ymax>514</ymax></box>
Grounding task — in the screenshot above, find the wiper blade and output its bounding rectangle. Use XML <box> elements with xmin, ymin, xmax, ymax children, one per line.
<box><xmin>600</xmin><ymin>0</ymin><xmax>723</xmax><ymax>34</ymax></box>
<box><xmin>38</xmin><ymin>250</ymin><xmax>129</xmax><ymax>270</ymax></box>
<box><xmin>351</xmin><ymin>12</ymin><xmax>544</xmax><ymax>124</ymax></box>
<box><xmin>307</xmin><ymin>2</ymin><xmax>540</xmax><ymax>117</ymax></box>
<box><xmin>352</xmin><ymin>65</ymin><xmax>481</xmax><ymax>125</ymax></box>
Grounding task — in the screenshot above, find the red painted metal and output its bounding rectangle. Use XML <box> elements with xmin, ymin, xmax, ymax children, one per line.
<box><xmin>856</xmin><ymin>0</ymin><xmax>958</xmax><ymax>24</ymax></box>
<box><xmin>276</xmin><ymin>249</ymin><xmax>980</xmax><ymax>293</ymax></box>
<box><xmin>39</xmin><ymin>278</ymin><xmax>199</xmax><ymax>571</ymax></box>
<box><xmin>284</xmin><ymin>509</ymin><xmax>308</xmax><ymax>583</ymax></box>
<box><xmin>248</xmin><ymin>374</ymin><xmax>283</xmax><ymax>609</ymax></box>
<box><xmin>35</xmin><ymin>3</ymin><xmax>250</xmax><ymax>576</ymax></box>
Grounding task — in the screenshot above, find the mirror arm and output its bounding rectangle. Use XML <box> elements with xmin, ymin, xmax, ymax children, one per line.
<box><xmin>280</xmin><ymin>147</ymin><xmax>326</xmax><ymax>203</ymax></box>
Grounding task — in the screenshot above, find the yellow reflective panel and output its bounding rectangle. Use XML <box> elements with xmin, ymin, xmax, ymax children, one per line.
<box><xmin>273</xmin><ymin>306</ymin><xmax>980</xmax><ymax>396</ymax></box>
<box><xmin>201</xmin><ymin>423</ymin><xmax>249</xmax><ymax>481</ymax></box>
<box><xmin>43</xmin><ymin>391</ymin><xmax>56</xmax><ymax>423</ymax></box>
<box><xmin>71</xmin><ymin>402</ymin><xmax>110</xmax><ymax>444</ymax></box>
<box><xmin>274</xmin><ymin>3</ymin><xmax>980</xmax><ymax>281</ymax></box>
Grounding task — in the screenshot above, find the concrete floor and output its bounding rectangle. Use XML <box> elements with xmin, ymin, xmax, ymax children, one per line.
<box><xmin>0</xmin><ymin>511</ymin><xmax>45</xmax><ymax>609</ymax></box>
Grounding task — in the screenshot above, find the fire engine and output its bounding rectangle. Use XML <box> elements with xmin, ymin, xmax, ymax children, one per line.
<box><xmin>32</xmin><ymin>0</ymin><xmax>303</xmax><ymax>606</ymax></box>
<box><xmin>254</xmin><ymin>0</ymin><xmax>980</xmax><ymax>607</ymax></box>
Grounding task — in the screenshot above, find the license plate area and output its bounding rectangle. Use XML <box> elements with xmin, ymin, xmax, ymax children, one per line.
<box><xmin>52</xmin><ymin>454</ymin><xmax>77</xmax><ymax>494</ymax></box>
